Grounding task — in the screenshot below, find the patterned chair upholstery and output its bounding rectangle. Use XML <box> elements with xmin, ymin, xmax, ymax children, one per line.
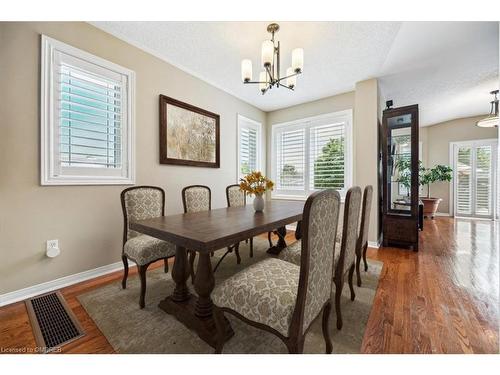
<box><xmin>226</xmin><ymin>184</ymin><xmax>246</xmax><ymax>207</ymax></box>
<box><xmin>121</xmin><ymin>186</ymin><xmax>176</xmax><ymax>308</ymax></box>
<box><xmin>212</xmin><ymin>189</ymin><xmax>341</xmax><ymax>354</ymax></box>
<box><xmin>182</xmin><ymin>185</ymin><xmax>211</xmax><ymax>283</ymax></box>
<box><xmin>182</xmin><ymin>185</ymin><xmax>211</xmax><ymax>213</ymax></box>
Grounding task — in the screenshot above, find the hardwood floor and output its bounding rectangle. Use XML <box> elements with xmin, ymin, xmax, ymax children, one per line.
<box><xmin>362</xmin><ymin>217</ymin><xmax>499</xmax><ymax>353</ymax></box>
<box><xmin>0</xmin><ymin>218</ymin><xmax>498</xmax><ymax>354</ymax></box>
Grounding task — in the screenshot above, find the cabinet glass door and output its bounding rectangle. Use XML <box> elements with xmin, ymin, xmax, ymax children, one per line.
<box><xmin>386</xmin><ymin>113</ymin><xmax>413</xmax><ymax>215</ymax></box>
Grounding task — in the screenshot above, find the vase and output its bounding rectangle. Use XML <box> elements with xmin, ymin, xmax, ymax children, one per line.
<box><xmin>253</xmin><ymin>194</ymin><xmax>265</xmax><ymax>212</ymax></box>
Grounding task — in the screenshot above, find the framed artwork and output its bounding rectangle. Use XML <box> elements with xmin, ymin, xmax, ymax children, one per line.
<box><xmin>159</xmin><ymin>95</ymin><xmax>220</xmax><ymax>168</ymax></box>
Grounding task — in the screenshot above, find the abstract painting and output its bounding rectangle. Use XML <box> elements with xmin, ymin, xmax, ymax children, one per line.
<box><xmin>159</xmin><ymin>95</ymin><xmax>220</xmax><ymax>168</ymax></box>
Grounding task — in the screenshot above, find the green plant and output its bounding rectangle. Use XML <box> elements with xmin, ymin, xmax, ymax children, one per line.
<box><xmin>394</xmin><ymin>159</ymin><xmax>452</xmax><ymax>198</ymax></box>
<box><xmin>420</xmin><ymin>164</ymin><xmax>453</xmax><ymax>198</ymax></box>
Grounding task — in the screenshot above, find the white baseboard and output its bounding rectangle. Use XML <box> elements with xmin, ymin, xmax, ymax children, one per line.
<box><xmin>434</xmin><ymin>212</ymin><xmax>450</xmax><ymax>217</ymax></box>
<box><xmin>0</xmin><ymin>260</ymin><xmax>124</xmax><ymax>307</ymax></box>
<box><xmin>368</xmin><ymin>241</ymin><xmax>380</xmax><ymax>248</ymax></box>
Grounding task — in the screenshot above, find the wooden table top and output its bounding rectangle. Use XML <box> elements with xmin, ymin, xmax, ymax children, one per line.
<box><xmin>130</xmin><ymin>200</ymin><xmax>304</xmax><ymax>252</ymax></box>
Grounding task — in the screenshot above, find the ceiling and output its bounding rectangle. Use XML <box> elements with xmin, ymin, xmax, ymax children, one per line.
<box><xmin>90</xmin><ymin>21</ymin><xmax>499</xmax><ymax>126</ymax></box>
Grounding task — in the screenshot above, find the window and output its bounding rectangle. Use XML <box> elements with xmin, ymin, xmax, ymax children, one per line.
<box><xmin>237</xmin><ymin>115</ymin><xmax>262</xmax><ymax>179</ymax></box>
<box><xmin>41</xmin><ymin>35</ymin><xmax>135</xmax><ymax>185</ymax></box>
<box><xmin>271</xmin><ymin>110</ymin><xmax>353</xmax><ymax>199</ymax></box>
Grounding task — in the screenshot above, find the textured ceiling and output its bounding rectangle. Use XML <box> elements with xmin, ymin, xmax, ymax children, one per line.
<box><xmin>90</xmin><ymin>21</ymin><xmax>499</xmax><ymax>126</ymax></box>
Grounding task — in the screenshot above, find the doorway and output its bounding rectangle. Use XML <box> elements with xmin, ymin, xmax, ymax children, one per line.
<box><xmin>450</xmin><ymin>139</ymin><xmax>498</xmax><ymax>219</ymax></box>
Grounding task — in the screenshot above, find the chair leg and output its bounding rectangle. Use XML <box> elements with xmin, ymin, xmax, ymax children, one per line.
<box><xmin>234</xmin><ymin>243</ymin><xmax>241</xmax><ymax>264</ymax></box>
<box><xmin>189</xmin><ymin>250</ymin><xmax>196</xmax><ymax>284</ymax></box>
<box><xmin>138</xmin><ymin>264</ymin><xmax>149</xmax><ymax>309</ymax></box>
<box><xmin>267</xmin><ymin>231</ymin><xmax>273</xmax><ymax>248</ymax></box>
<box><xmin>356</xmin><ymin>255</ymin><xmax>362</xmax><ymax>287</ymax></box>
<box><xmin>335</xmin><ymin>279</ymin><xmax>343</xmax><ymax>330</ymax></box>
<box><xmin>363</xmin><ymin>243</ymin><xmax>369</xmax><ymax>272</ymax></box>
<box><xmin>287</xmin><ymin>338</ymin><xmax>305</xmax><ymax>354</ymax></box>
<box><xmin>249</xmin><ymin>237</ymin><xmax>254</xmax><ymax>258</ymax></box>
<box><xmin>213</xmin><ymin>306</ymin><xmax>226</xmax><ymax>354</ymax></box>
<box><xmin>348</xmin><ymin>264</ymin><xmax>356</xmax><ymax>301</ymax></box>
<box><xmin>322</xmin><ymin>302</ymin><xmax>333</xmax><ymax>354</ymax></box>
<box><xmin>164</xmin><ymin>258</ymin><xmax>169</xmax><ymax>273</ymax></box>
<box><xmin>121</xmin><ymin>255</ymin><xmax>129</xmax><ymax>289</ymax></box>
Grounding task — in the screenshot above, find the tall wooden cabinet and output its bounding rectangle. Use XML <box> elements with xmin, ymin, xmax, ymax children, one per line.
<box><xmin>381</xmin><ymin>104</ymin><xmax>419</xmax><ymax>251</ymax></box>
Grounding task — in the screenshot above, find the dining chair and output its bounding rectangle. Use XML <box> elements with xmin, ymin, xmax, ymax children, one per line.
<box><xmin>278</xmin><ymin>186</ymin><xmax>362</xmax><ymax>330</ymax></box>
<box><xmin>356</xmin><ymin>185</ymin><xmax>373</xmax><ymax>287</ymax></box>
<box><xmin>332</xmin><ymin>186</ymin><xmax>362</xmax><ymax>329</ymax></box>
<box><xmin>121</xmin><ymin>186</ymin><xmax>176</xmax><ymax>309</ymax></box>
<box><xmin>182</xmin><ymin>185</ymin><xmax>212</xmax><ymax>283</ymax></box>
<box><xmin>225</xmin><ymin>184</ymin><xmax>253</xmax><ymax>255</ymax></box>
<box><xmin>212</xmin><ymin>189</ymin><xmax>341</xmax><ymax>354</ymax></box>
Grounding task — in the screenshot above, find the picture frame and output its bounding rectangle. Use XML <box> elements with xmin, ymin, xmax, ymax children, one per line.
<box><xmin>159</xmin><ymin>95</ymin><xmax>220</xmax><ymax>168</ymax></box>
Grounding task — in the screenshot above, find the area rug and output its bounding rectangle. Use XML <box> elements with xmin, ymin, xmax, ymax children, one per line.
<box><xmin>78</xmin><ymin>237</ymin><xmax>383</xmax><ymax>354</ymax></box>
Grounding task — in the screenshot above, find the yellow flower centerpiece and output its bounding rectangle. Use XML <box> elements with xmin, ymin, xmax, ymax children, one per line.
<box><xmin>239</xmin><ymin>171</ymin><xmax>274</xmax><ymax>212</ymax></box>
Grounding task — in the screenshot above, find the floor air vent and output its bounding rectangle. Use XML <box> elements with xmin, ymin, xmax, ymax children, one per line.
<box><xmin>25</xmin><ymin>291</ymin><xmax>84</xmax><ymax>353</ymax></box>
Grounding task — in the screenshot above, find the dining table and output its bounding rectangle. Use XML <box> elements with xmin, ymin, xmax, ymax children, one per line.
<box><xmin>129</xmin><ymin>199</ymin><xmax>305</xmax><ymax>348</ymax></box>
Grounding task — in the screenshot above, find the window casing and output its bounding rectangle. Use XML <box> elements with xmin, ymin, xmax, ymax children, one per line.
<box><xmin>237</xmin><ymin>115</ymin><xmax>262</xmax><ymax>179</ymax></box>
<box><xmin>271</xmin><ymin>110</ymin><xmax>353</xmax><ymax>200</ymax></box>
<box><xmin>41</xmin><ymin>35</ymin><xmax>135</xmax><ymax>185</ymax></box>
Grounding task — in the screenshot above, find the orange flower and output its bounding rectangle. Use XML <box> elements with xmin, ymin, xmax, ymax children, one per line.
<box><xmin>239</xmin><ymin>171</ymin><xmax>274</xmax><ymax>196</ymax></box>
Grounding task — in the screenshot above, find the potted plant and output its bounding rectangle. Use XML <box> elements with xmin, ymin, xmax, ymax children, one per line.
<box><xmin>420</xmin><ymin>164</ymin><xmax>453</xmax><ymax>218</ymax></box>
<box><xmin>239</xmin><ymin>171</ymin><xmax>274</xmax><ymax>212</ymax></box>
<box><xmin>394</xmin><ymin>160</ymin><xmax>452</xmax><ymax>218</ymax></box>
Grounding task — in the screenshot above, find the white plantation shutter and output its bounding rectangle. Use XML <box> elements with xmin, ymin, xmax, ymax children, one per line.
<box><xmin>475</xmin><ymin>145</ymin><xmax>492</xmax><ymax>216</ymax></box>
<box><xmin>453</xmin><ymin>140</ymin><xmax>497</xmax><ymax>218</ymax></box>
<box><xmin>272</xmin><ymin>110</ymin><xmax>352</xmax><ymax>199</ymax></box>
<box><xmin>41</xmin><ymin>36</ymin><xmax>135</xmax><ymax>185</ymax></box>
<box><xmin>59</xmin><ymin>63</ymin><xmax>123</xmax><ymax>170</ymax></box>
<box><xmin>309</xmin><ymin>122</ymin><xmax>346</xmax><ymax>193</ymax></box>
<box><xmin>456</xmin><ymin>146</ymin><xmax>472</xmax><ymax>215</ymax></box>
<box><xmin>237</xmin><ymin>116</ymin><xmax>261</xmax><ymax>178</ymax></box>
<box><xmin>276</xmin><ymin>129</ymin><xmax>306</xmax><ymax>191</ymax></box>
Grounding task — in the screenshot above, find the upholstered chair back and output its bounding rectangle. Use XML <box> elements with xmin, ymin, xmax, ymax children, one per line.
<box><xmin>182</xmin><ymin>185</ymin><xmax>211</xmax><ymax>213</ymax></box>
<box><xmin>338</xmin><ymin>187</ymin><xmax>362</xmax><ymax>275</ymax></box>
<box><xmin>121</xmin><ymin>186</ymin><xmax>164</xmax><ymax>242</ymax></box>
<box><xmin>226</xmin><ymin>184</ymin><xmax>246</xmax><ymax>207</ymax></box>
<box><xmin>358</xmin><ymin>185</ymin><xmax>373</xmax><ymax>250</ymax></box>
<box><xmin>297</xmin><ymin>189</ymin><xmax>341</xmax><ymax>333</ymax></box>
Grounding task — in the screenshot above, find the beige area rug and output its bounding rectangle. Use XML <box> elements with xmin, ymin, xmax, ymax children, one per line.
<box><xmin>78</xmin><ymin>237</ymin><xmax>382</xmax><ymax>354</ymax></box>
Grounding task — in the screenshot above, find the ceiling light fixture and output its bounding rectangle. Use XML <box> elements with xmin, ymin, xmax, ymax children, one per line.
<box><xmin>476</xmin><ymin>90</ymin><xmax>499</xmax><ymax>128</ymax></box>
<box><xmin>241</xmin><ymin>23</ymin><xmax>303</xmax><ymax>95</ymax></box>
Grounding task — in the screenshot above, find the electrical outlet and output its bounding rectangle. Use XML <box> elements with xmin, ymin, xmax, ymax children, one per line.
<box><xmin>47</xmin><ymin>239</ymin><xmax>59</xmax><ymax>250</ymax></box>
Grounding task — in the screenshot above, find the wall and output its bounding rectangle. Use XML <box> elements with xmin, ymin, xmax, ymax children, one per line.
<box><xmin>0</xmin><ymin>22</ymin><xmax>266</xmax><ymax>294</ymax></box>
<box><xmin>353</xmin><ymin>79</ymin><xmax>379</xmax><ymax>243</ymax></box>
<box><xmin>421</xmin><ymin>115</ymin><xmax>497</xmax><ymax>214</ymax></box>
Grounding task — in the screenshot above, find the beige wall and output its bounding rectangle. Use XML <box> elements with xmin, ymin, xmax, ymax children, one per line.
<box><xmin>421</xmin><ymin>115</ymin><xmax>497</xmax><ymax>214</ymax></box>
<box><xmin>353</xmin><ymin>79</ymin><xmax>379</xmax><ymax>243</ymax></box>
<box><xmin>0</xmin><ymin>22</ymin><xmax>266</xmax><ymax>294</ymax></box>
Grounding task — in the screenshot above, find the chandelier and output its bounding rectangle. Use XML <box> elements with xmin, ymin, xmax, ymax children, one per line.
<box><xmin>476</xmin><ymin>90</ymin><xmax>499</xmax><ymax>128</ymax></box>
<box><xmin>241</xmin><ymin>23</ymin><xmax>303</xmax><ymax>95</ymax></box>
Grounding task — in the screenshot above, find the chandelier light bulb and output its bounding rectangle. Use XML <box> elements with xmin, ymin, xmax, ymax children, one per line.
<box><xmin>292</xmin><ymin>48</ymin><xmax>304</xmax><ymax>73</ymax></box>
<box><xmin>261</xmin><ymin>40</ymin><xmax>274</xmax><ymax>67</ymax></box>
<box><xmin>241</xmin><ymin>59</ymin><xmax>252</xmax><ymax>82</ymax></box>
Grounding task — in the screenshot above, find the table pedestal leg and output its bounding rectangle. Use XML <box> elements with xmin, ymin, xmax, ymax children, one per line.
<box><xmin>159</xmin><ymin>250</ymin><xmax>233</xmax><ymax>349</ymax></box>
<box><xmin>171</xmin><ymin>246</ymin><xmax>190</xmax><ymax>302</ymax></box>
<box><xmin>266</xmin><ymin>226</ymin><xmax>288</xmax><ymax>255</ymax></box>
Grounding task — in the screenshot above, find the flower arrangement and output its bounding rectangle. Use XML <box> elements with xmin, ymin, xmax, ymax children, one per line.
<box><xmin>239</xmin><ymin>171</ymin><xmax>274</xmax><ymax>196</ymax></box>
